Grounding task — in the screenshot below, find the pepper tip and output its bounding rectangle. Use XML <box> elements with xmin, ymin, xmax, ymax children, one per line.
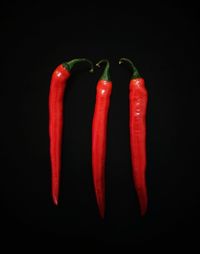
<box><xmin>53</xmin><ymin>196</ymin><xmax>58</xmax><ymax>206</ymax></box>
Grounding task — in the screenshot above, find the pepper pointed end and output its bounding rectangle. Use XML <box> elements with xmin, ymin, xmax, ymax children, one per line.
<box><xmin>52</xmin><ymin>195</ymin><xmax>59</xmax><ymax>206</ymax></box>
<box><xmin>140</xmin><ymin>206</ymin><xmax>147</xmax><ymax>216</ymax></box>
<box><xmin>95</xmin><ymin>192</ymin><xmax>105</xmax><ymax>219</ymax></box>
<box><xmin>139</xmin><ymin>193</ymin><xmax>147</xmax><ymax>216</ymax></box>
<box><xmin>97</xmin><ymin>199</ymin><xmax>105</xmax><ymax>219</ymax></box>
<box><xmin>99</xmin><ymin>207</ymin><xmax>105</xmax><ymax>219</ymax></box>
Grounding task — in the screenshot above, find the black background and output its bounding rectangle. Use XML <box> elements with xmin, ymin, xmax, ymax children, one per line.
<box><xmin>1</xmin><ymin>3</ymin><xmax>200</xmax><ymax>251</ymax></box>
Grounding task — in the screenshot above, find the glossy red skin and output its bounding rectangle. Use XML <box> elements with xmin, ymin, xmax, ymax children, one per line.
<box><xmin>49</xmin><ymin>64</ymin><xmax>70</xmax><ymax>205</ymax></box>
<box><xmin>129</xmin><ymin>78</ymin><xmax>148</xmax><ymax>215</ymax></box>
<box><xmin>92</xmin><ymin>80</ymin><xmax>112</xmax><ymax>218</ymax></box>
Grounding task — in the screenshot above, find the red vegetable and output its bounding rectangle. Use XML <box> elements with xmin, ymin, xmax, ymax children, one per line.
<box><xmin>49</xmin><ymin>58</ymin><xmax>93</xmax><ymax>205</ymax></box>
<box><xmin>92</xmin><ymin>59</ymin><xmax>112</xmax><ymax>218</ymax></box>
<box><xmin>119</xmin><ymin>58</ymin><xmax>148</xmax><ymax>216</ymax></box>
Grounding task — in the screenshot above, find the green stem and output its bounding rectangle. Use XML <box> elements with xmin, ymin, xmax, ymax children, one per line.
<box><xmin>96</xmin><ymin>59</ymin><xmax>111</xmax><ymax>81</ymax></box>
<box><xmin>119</xmin><ymin>58</ymin><xmax>141</xmax><ymax>79</ymax></box>
<box><xmin>62</xmin><ymin>58</ymin><xmax>94</xmax><ymax>72</ymax></box>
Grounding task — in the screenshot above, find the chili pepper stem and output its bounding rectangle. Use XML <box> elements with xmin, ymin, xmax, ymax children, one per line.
<box><xmin>62</xmin><ymin>58</ymin><xmax>94</xmax><ymax>72</ymax></box>
<box><xmin>96</xmin><ymin>59</ymin><xmax>111</xmax><ymax>81</ymax></box>
<box><xmin>119</xmin><ymin>58</ymin><xmax>141</xmax><ymax>79</ymax></box>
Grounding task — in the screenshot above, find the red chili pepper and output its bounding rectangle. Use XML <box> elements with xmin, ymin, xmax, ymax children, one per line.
<box><xmin>49</xmin><ymin>58</ymin><xmax>93</xmax><ymax>205</ymax></box>
<box><xmin>119</xmin><ymin>58</ymin><xmax>148</xmax><ymax>216</ymax></box>
<box><xmin>92</xmin><ymin>59</ymin><xmax>112</xmax><ymax>218</ymax></box>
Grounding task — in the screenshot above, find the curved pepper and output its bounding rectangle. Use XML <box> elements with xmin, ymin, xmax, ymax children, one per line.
<box><xmin>119</xmin><ymin>58</ymin><xmax>148</xmax><ymax>216</ymax></box>
<box><xmin>92</xmin><ymin>59</ymin><xmax>112</xmax><ymax>218</ymax></box>
<box><xmin>49</xmin><ymin>58</ymin><xmax>93</xmax><ymax>205</ymax></box>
